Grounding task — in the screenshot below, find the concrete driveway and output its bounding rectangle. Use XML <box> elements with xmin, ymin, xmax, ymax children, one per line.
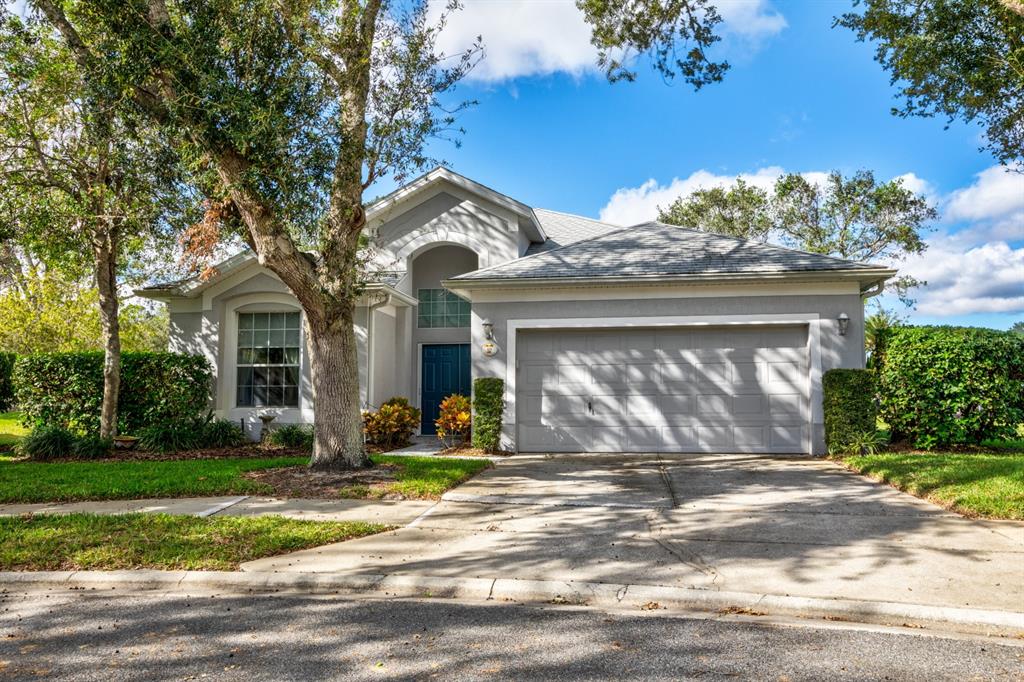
<box><xmin>243</xmin><ymin>454</ymin><xmax>1024</xmax><ymax>613</ymax></box>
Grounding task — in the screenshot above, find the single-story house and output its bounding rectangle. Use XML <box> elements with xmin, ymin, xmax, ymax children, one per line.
<box><xmin>139</xmin><ymin>168</ymin><xmax>895</xmax><ymax>454</ymax></box>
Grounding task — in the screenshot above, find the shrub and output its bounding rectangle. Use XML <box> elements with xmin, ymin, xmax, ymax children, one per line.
<box><xmin>823</xmin><ymin>369</ymin><xmax>879</xmax><ymax>455</ymax></box>
<box><xmin>269</xmin><ymin>423</ymin><xmax>314</xmax><ymax>450</ymax></box>
<box><xmin>0</xmin><ymin>352</ymin><xmax>14</xmax><ymax>411</ymax></box>
<box><xmin>435</xmin><ymin>394</ymin><xmax>471</xmax><ymax>448</ymax></box>
<box><xmin>363</xmin><ymin>397</ymin><xmax>420</xmax><ymax>449</ymax></box>
<box><xmin>201</xmin><ymin>419</ymin><xmax>247</xmax><ymax>448</ymax></box>
<box><xmin>18</xmin><ymin>425</ymin><xmax>75</xmax><ymax>461</ymax></box>
<box><xmin>471</xmin><ymin>378</ymin><xmax>504</xmax><ymax>452</ymax></box>
<box><xmin>71</xmin><ymin>434</ymin><xmax>114</xmax><ymax>460</ymax></box>
<box><xmin>875</xmin><ymin>326</ymin><xmax>1024</xmax><ymax>449</ymax></box>
<box><xmin>136</xmin><ymin>422</ymin><xmax>202</xmax><ymax>454</ymax></box>
<box><xmin>14</xmin><ymin>352</ymin><xmax>212</xmax><ymax>434</ymax></box>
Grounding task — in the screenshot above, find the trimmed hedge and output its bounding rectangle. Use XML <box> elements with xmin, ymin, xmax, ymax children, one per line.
<box><xmin>0</xmin><ymin>352</ymin><xmax>15</xmax><ymax>411</ymax></box>
<box><xmin>14</xmin><ymin>352</ymin><xmax>212</xmax><ymax>434</ymax></box>
<box><xmin>823</xmin><ymin>369</ymin><xmax>878</xmax><ymax>454</ymax></box>
<box><xmin>875</xmin><ymin>326</ymin><xmax>1024</xmax><ymax>449</ymax></box>
<box><xmin>471</xmin><ymin>377</ymin><xmax>504</xmax><ymax>452</ymax></box>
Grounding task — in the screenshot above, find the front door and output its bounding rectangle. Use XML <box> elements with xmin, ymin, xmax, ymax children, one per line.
<box><xmin>421</xmin><ymin>344</ymin><xmax>472</xmax><ymax>435</ymax></box>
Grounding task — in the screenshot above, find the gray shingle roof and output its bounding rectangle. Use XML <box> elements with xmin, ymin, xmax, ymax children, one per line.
<box><xmin>453</xmin><ymin>221</ymin><xmax>883</xmax><ymax>282</ymax></box>
<box><xmin>528</xmin><ymin>209</ymin><xmax>621</xmax><ymax>254</ymax></box>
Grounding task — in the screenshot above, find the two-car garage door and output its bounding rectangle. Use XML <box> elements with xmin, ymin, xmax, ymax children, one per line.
<box><xmin>516</xmin><ymin>325</ymin><xmax>809</xmax><ymax>453</ymax></box>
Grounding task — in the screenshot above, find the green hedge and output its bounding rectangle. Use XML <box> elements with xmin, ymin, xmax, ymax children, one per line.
<box><xmin>471</xmin><ymin>377</ymin><xmax>504</xmax><ymax>452</ymax></box>
<box><xmin>875</xmin><ymin>326</ymin><xmax>1024</xmax><ymax>449</ymax></box>
<box><xmin>823</xmin><ymin>369</ymin><xmax>878</xmax><ymax>454</ymax></box>
<box><xmin>0</xmin><ymin>352</ymin><xmax>14</xmax><ymax>411</ymax></box>
<box><xmin>14</xmin><ymin>352</ymin><xmax>213</xmax><ymax>434</ymax></box>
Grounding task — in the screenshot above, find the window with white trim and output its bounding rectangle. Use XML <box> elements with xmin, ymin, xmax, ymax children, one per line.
<box><xmin>236</xmin><ymin>311</ymin><xmax>300</xmax><ymax>407</ymax></box>
<box><xmin>417</xmin><ymin>288</ymin><xmax>470</xmax><ymax>328</ymax></box>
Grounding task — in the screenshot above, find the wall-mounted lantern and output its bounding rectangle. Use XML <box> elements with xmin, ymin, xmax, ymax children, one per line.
<box><xmin>837</xmin><ymin>313</ymin><xmax>850</xmax><ymax>336</ymax></box>
<box><xmin>481</xmin><ymin>318</ymin><xmax>494</xmax><ymax>341</ymax></box>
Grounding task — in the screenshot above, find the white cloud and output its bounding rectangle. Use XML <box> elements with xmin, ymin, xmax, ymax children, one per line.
<box><xmin>900</xmin><ymin>239</ymin><xmax>1024</xmax><ymax>316</ymax></box>
<box><xmin>430</xmin><ymin>0</ymin><xmax>786</xmax><ymax>83</ymax></box>
<box><xmin>945</xmin><ymin>165</ymin><xmax>1024</xmax><ymax>223</ymax></box>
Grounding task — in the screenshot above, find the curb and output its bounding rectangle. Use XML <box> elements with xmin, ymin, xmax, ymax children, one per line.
<box><xmin>2</xmin><ymin>570</ymin><xmax>1021</xmax><ymax>637</ymax></box>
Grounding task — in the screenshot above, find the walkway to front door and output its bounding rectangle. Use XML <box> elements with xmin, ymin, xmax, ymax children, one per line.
<box><xmin>420</xmin><ymin>344</ymin><xmax>471</xmax><ymax>435</ymax></box>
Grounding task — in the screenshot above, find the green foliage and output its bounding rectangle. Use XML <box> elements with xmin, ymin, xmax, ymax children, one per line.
<box><xmin>201</xmin><ymin>418</ymin><xmax>247</xmax><ymax>449</ymax></box>
<box><xmin>1011</xmin><ymin>321</ymin><xmax>1024</xmax><ymax>336</ymax></box>
<box><xmin>435</xmin><ymin>394</ymin><xmax>471</xmax><ymax>448</ymax></box>
<box><xmin>471</xmin><ymin>378</ymin><xmax>504</xmax><ymax>452</ymax></box>
<box><xmin>0</xmin><ymin>270</ymin><xmax>168</xmax><ymax>355</ymax></box>
<box><xmin>875</xmin><ymin>326</ymin><xmax>1024</xmax><ymax>449</ymax></box>
<box><xmin>18</xmin><ymin>425</ymin><xmax>75</xmax><ymax>461</ymax></box>
<box><xmin>363</xmin><ymin>397</ymin><xmax>421</xmax><ymax>449</ymax></box>
<box><xmin>864</xmin><ymin>305</ymin><xmax>906</xmax><ymax>366</ymax></box>
<box><xmin>14</xmin><ymin>352</ymin><xmax>212</xmax><ymax>434</ymax></box>
<box><xmin>838</xmin><ymin>0</ymin><xmax>1024</xmax><ymax>167</ymax></box>
<box><xmin>269</xmin><ymin>423</ymin><xmax>314</xmax><ymax>450</ymax></box>
<box><xmin>0</xmin><ymin>352</ymin><xmax>14</xmax><ymax>411</ymax></box>
<box><xmin>657</xmin><ymin>170</ymin><xmax>936</xmax><ymax>304</ymax></box>
<box><xmin>71</xmin><ymin>434</ymin><xmax>113</xmax><ymax>460</ymax></box>
<box><xmin>823</xmin><ymin>369</ymin><xmax>880</xmax><ymax>455</ymax></box>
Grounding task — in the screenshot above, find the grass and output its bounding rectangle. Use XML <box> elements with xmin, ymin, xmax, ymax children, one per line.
<box><xmin>0</xmin><ymin>513</ymin><xmax>389</xmax><ymax>571</ymax></box>
<box><xmin>840</xmin><ymin>448</ymin><xmax>1024</xmax><ymax>520</ymax></box>
<box><xmin>0</xmin><ymin>411</ymin><xmax>28</xmax><ymax>455</ymax></box>
<box><xmin>339</xmin><ymin>454</ymin><xmax>491</xmax><ymax>500</ymax></box>
<box><xmin>0</xmin><ymin>453</ymin><xmax>489</xmax><ymax>503</ymax></box>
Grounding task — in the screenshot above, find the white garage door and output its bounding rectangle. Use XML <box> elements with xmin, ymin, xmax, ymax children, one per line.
<box><xmin>516</xmin><ymin>326</ymin><xmax>809</xmax><ymax>453</ymax></box>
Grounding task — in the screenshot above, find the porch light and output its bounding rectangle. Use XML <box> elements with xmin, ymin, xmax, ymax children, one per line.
<box><xmin>481</xmin><ymin>318</ymin><xmax>494</xmax><ymax>341</ymax></box>
<box><xmin>837</xmin><ymin>313</ymin><xmax>850</xmax><ymax>336</ymax></box>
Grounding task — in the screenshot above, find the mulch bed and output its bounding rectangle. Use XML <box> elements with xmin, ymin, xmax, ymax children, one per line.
<box><xmin>242</xmin><ymin>464</ymin><xmax>403</xmax><ymax>499</ymax></box>
<box><xmin>2</xmin><ymin>445</ymin><xmax>311</xmax><ymax>464</ymax></box>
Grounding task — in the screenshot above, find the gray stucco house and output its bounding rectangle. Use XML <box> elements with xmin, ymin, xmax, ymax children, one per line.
<box><xmin>140</xmin><ymin>168</ymin><xmax>895</xmax><ymax>455</ymax></box>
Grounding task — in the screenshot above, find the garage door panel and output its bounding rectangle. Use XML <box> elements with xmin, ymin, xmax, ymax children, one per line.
<box><xmin>517</xmin><ymin>325</ymin><xmax>808</xmax><ymax>454</ymax></box>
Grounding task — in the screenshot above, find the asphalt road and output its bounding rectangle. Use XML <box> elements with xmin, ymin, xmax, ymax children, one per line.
<box><xmin>1</xmin><ymin>590</ymin><xmax>1021</xmax><ymax>681</ymax></box>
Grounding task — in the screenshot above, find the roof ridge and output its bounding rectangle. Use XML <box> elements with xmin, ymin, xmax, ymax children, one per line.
<box><xmin>534</xmin><ymin>207</ymin><xmax>618</xmax><ymax>226</ymax></box>
<box><xmin>453</xmin><ymin>223</ymin><xmax>639</xmax><ymax>279</ymax></box>
<box><xmin>638</xmin><ymin>221</ymin><xmax>880</xmax><ymax>269</ymax></box>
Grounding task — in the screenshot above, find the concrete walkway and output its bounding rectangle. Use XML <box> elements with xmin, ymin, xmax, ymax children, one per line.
<box><xmin>0</xmin><ymin>496</ymin><xmax>434</xmax><ymax>525</ymax></box>
<box><xmin>242</xmin><ymin>453</ymin><xmax>1024</xmax><ymax>616</ymax></box>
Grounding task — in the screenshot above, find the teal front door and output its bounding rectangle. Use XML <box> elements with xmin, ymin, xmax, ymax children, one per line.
<box><xmin>421</xmin><ymin>344</ymin><xmax>471</xmax><ymax>435</ymax></box>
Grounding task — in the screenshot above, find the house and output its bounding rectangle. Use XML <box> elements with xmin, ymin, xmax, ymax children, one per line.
<box><xmin>139</xmin><ymin>168</ymin><xmax>895</xmax><ymax>454</ymax></box>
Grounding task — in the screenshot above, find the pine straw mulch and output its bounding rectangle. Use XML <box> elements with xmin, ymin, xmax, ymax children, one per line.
<box><xmin>242</xmin><ymin>463</ymin><xmax>405</xmax><ymax>500</ymax></box>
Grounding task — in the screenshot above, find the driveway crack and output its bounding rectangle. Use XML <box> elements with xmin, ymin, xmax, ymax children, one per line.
<box><xmin>645</xmin><ymin>511</ymin><xmax>723</xmax><ymax>586</ymax></box>
<box><xmin>655</xmin><ymin>454</ymin><xmax>679</xmax><ymax>508</ymax></box>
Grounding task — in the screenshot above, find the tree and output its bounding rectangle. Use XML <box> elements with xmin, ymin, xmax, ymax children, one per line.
<box><xmin>0</xmin><ymin>11</ymin><xmax>176</xmax><ymax>437</ymax></box>
<box><xmin>0</xmin><ymin>265</ymin><xmax>167</xmax><ymax>355</ymax></box>
<box><xmin>31</xmin><ymin>0</ymin><xmax>732</xmax><ymax>469</ymax></box>
<box><xmin>658</xmin><ymin>179</ymin><xmax>773</xmax><ymax>241</ymax></box>
<box><xmin>657</xmin><ymin>170</ymin><xmax>937</xmax><ymax>304</ymax></box>
<box><xmin>1011</xmin><ymin>321</ymin><xmax>1024</xmax><ymax>335</ymax></box>
<box><xmin>864</xmin><ymin>304</ymin><xmax>905</xmax><ymax>366</ymax></box>
<box><xmin>837</xmin><ymin>0</ymin><xmax>1024</xmax><ymax>167</ymax></box>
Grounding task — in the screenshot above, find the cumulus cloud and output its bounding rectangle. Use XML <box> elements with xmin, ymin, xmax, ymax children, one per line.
<box><xmin>900</xmin><ymin>239</ymin><xmax>1024</xmax><ymax>316</ymax></box>
<box><xmin>945</xmin><ymin>165</ymin><xmax>1024</xmax><ymax>223</ymax></box>
<box><xmin>430</xmin><ymin>0</ymin><xmax>786</xmax><ymax>83</ymax></box>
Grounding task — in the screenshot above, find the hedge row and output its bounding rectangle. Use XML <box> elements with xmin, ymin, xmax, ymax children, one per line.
<box><xmin>874</xmin><ymin>326</ymin><xmax>1024</xmax><ymax>449</ymax></box>
<box><xmin>471</xmin><ymin>377</ymin><xmax>504</xmax><ymax>452</ymax></box>
<box><xmin>823</xmin><ymin>369</ymin><xmax>877</xmax><ymax>454</ymax></box>
<box><xmin>14</xmin><ymin>352</ymin><xmax>213</xmax><ymax>434</ymax></box>
<box><xmin>0</xmin><ymin>352</ymin><xmax>14</xmax><ymax>412</ymax></box>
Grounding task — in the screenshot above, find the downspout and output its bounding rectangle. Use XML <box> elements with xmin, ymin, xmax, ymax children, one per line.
<box><xmin>860</xmin><ymin>280</ymin><xmax>885</xmax><ymax>299</ymax></box>
<box><xmin>364</xmin><ymin>291</ymin><xmax>390</xmax><ymax>411</ymax></box>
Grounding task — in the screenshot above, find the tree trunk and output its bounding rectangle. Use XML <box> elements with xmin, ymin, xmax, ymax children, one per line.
<box><xmin>94</xmin><ymin>228</ymin><xmax>121</xmax><ymax>439</ymax></box>
<box><xmin>306</xmin><ymin>306</ymin><xmax>369</xmax><ymax>470</ymax></box>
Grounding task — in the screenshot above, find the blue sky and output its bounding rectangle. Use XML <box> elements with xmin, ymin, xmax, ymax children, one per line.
<box><xmin>377</xmin><ymin>0</ymin><xmax>1023</xmax><ymax>329</ymax></box>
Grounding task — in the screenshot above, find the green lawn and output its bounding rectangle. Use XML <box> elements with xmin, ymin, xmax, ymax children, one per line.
<box><xmin>0</xmin><ymin>513</ymin><xmax>389</xmax><ymax>570</ymax></box>
<box><xmin>341</xmin><ymin>454</ymin><xmax>491</xmax><ymax>500</ymax></box>
<box><xmin>0</xmin><ymin>411</ymin><xmax>27</xmax><ymax>454</ymax></box>
<box><xmin>0</xmin><ymin>453</ymin><xmax>489</xmax><ymax>503</ymax></box>
<box><xmin>841</xmin><ymin>450</ymin><xmax>1024</xmax><ymax>520</ymax></box>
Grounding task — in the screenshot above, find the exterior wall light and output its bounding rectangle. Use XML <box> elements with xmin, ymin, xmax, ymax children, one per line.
<box><xmin>481</xmin><ymin>318</ymin><xmax>494</xmax><ymax>341</ymax></box>
<box><xmin>837</xmin><ymin>313</ymin><xmax>850</xmax><ymax>336</ymax></box>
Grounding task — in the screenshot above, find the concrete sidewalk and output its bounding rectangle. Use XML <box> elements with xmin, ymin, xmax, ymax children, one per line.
<box><xmin>0</xmin><ymin>496</ymin><xmax>434</xmax><ymax>525</ymax></box>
